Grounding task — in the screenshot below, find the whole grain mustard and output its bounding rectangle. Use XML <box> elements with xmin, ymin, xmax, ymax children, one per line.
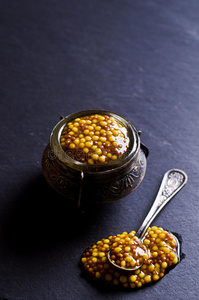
<box><xmin>60</xmin><ymin>114</ymin><xmax>129</xmax><ymax>164</ymax></box>
<box><xmin>81</xmin><ymin>226</ymin><xmax>179</xmax><ymax>289</ymax></box>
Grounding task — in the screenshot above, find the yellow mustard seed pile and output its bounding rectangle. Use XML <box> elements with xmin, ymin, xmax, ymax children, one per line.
<box><xmin>81</xmin><ymin>226</ymin><xmax>179</xmax><ymax>289</ymax></box>
<box><xmin>60</xmin><ymin>114</ymin><xmax>129</xmax><ymax>164</ymax></box>
<box><xmin>109</xmin><ymin>235</ymin><xmax>149</xmax><ymax>269</ymax></box>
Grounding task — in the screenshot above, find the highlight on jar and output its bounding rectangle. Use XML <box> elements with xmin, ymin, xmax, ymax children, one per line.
<box><xmin>59</xmin><ymin>114</ymin><xmax>130</xmax><ymax>164</ymax></box>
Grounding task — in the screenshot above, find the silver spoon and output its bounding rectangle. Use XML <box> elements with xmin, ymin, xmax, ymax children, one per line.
<box><xmin>107</xmin><ymin>169</ymin><xmax>188</xmax><ymax>271</ymax></box>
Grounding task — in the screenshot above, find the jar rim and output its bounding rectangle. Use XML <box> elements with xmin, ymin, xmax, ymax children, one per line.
<box><xmin>50</xmin><ymin>110</ymin><xmax>140</xmax><ymax>172</ymax></box>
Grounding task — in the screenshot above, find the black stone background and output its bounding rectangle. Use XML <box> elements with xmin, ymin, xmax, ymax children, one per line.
<box><xmin>0</xmin><ymin>0</ymin><xmax>199</xmax><ymax>299</ymax></box>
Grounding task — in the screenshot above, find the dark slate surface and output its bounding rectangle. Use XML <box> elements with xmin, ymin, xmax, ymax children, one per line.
<box><xmin>0</xmin><ymin>0</ymin><xmax>199</xmax><ymax>299</ymax></box>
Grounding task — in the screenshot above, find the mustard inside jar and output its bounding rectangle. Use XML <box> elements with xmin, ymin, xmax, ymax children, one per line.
<box><xmin>59</xmin><ymin>114</ymin><xmax>130</xmax><ymax>164</ymax></box>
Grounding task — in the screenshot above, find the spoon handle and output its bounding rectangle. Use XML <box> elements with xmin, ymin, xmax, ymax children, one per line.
<box><xmin>136</xmin><ymin>169</ymin><xmax>188</xmax><ymax>240</ymax></box>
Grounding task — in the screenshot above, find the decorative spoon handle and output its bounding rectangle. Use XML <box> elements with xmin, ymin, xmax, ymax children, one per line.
<box><xmin>136</xmin><ymin>169</ymin><xmax>188</xmax><ymax>240</ymax></box>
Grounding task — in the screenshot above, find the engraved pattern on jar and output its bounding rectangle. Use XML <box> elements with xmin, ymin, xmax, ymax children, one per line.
<box><xmin>42</xmin><ymin>145</ymin><xmax>78</xmax><ymax>200</ymax></box>
<box><xmin>93</xmin><ymin>150</ymin><xmax>146</xmax><ymax>202</ymax></box>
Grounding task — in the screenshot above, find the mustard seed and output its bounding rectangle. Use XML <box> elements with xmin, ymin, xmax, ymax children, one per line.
<box><xmin>60</xmin><ymin>114</ymin><xmax>130</xmax><ymax>164</ymax></box>
<box><xmin>81</xmin><ymin>226</ymin><xmax>179</xmax><ymax>289</ymax></box>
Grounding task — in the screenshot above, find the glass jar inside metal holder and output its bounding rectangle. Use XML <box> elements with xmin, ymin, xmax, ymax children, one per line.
<box><xmin>42</xmin><ymin>110</ymin><xmax>149</xmax><ymax>208</ymax></box>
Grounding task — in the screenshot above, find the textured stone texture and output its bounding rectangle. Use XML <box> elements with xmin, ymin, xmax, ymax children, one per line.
<box><xmin>0</xmin><ymin>0</ymin><xmax>199</xmax><ymax>299</ymax></box>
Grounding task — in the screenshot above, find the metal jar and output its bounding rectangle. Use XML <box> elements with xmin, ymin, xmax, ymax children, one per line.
<box><xmin>42</xmin><ymin>110</ymin><xmax>149</xmax><ymax>208</ymax></box>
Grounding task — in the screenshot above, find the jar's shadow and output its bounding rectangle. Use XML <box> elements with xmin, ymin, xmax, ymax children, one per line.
<box><xmin>3</xmin><ymin>173</ymin><xmax>106</xmax><ymax>255</ymax></box>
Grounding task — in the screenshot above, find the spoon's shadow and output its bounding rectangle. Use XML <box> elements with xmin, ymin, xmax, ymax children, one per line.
<box><xmin>2</xmin><ymin>173</ymin><xmax>106</xmax><ymax>255</ymax></box>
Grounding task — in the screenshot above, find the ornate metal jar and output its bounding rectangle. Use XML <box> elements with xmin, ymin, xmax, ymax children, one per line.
<box><xmin>42</xmin><ymin>110</ymin><xmax>149</xmax><ymax>207</ymax></box>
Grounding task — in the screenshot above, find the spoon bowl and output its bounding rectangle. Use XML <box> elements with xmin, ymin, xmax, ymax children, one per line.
<box><xmin>107</xmin><ymin>232</ymin><xmax>181</xmax><ymax>271</ymax></box>
<box><xmin>107</xmin><ymin>251</ymin><xmax>143</xmax><ymax>271</ymax></box>
<box><xmin>107</xmin><ymin>169</ymin><xmax>187</xmax><ymax>271</ymax></box>
<box><xmin>173</xmin><ymin>234</ymin><xmax>181</xmax><ymax>262</ymax></box>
